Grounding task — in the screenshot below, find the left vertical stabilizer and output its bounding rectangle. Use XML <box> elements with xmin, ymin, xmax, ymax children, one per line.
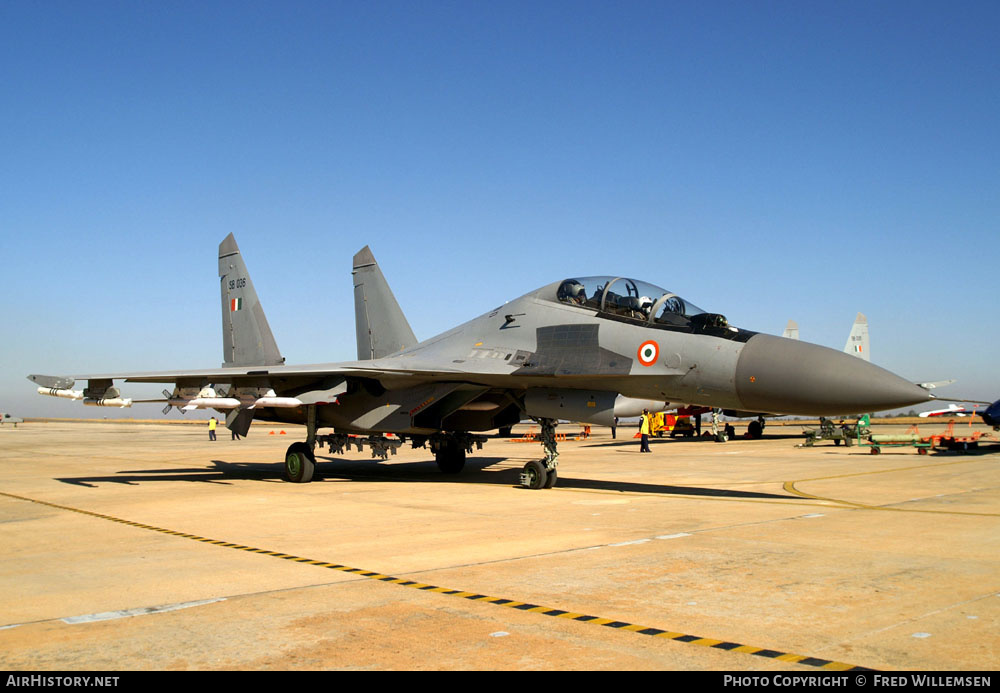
<box><xmin>219</xmin><ymin>234</ymin><xmax>284</xmax><ymax>367</ymax></box>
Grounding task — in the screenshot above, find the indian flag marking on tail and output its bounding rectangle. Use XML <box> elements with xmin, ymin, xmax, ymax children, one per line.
<box><xmin>231</xmin><ymin>297</ymin><xmax>243</xmax><ymax>312</ymax></box>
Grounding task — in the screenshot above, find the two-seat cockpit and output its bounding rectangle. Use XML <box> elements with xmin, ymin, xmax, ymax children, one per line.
<box><xmin>555</xmin><ymin>276</ymin><xmax>736</xmax><ymax>334</ymax></box>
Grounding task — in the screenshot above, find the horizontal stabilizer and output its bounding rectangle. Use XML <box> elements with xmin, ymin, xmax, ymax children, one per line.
<box><xmin>918</xmin><ymin>379</ymin><xmax>956</xmax><ymax>390</ymax></box>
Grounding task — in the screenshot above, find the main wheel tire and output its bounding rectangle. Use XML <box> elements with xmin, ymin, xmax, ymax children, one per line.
<box><xmin>520</xmin><ymin>459</ymin><xmax>548</xmax><ymax>489</ymax></box>
<box><xmin>543</xmin><ymin>467</ymin><xmax>558</xmax><ymax>489</ymax></box>
<box><xmin>748</xmin><ymin>420</ymin><xmax>763</xmax><ymax>439</ymax></box>
<box><xmin>435</xmin><ymin>441</ymin><xmax>466</xmax><ymax>473</ymax></box>
<box><xmin>285</xmin><ymin>442</ymin><xmax>315</xmax><ymax>483</ymax></box>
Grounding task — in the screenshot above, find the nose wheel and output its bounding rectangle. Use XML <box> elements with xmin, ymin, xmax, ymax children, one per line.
<box><xmin>520</xmin><ymin>417</ymin><xmax>559</xmax><ymax>489</ymax></box>
<box><xmin>521</xmin><ymin>459</ymin><xmax>557</xmax><ymax>489</ymax></box>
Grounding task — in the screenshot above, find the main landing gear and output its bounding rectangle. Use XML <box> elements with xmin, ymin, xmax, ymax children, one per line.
<box><xmin>284</xmin><ymin>404</ymin><xmax>318</xmax><ymax>483</ymax></box>
<box><xmin>284</xmin><ymin>441</ymin><xmax>315</xmax><ymax>483</ymax></box>
<box><xmin>432</xmin><ymin>435</ymin><xmax>466</xmax><ymax>473</ymax></box>
<box><xmin>520</xmin><ymin>417</ymin><xmax>558</xmax><ymax>490</ymax></box>
<box><xmin>281</xmin><ymin>404</ymin><xmax>488</xmax><ymax>483</ymax></box>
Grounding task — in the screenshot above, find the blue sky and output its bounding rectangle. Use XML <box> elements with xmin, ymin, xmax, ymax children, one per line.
<box><xmin>3</xmin><ymin>1</ymin><xmax>998</xmax><ymax>417</ymax></box>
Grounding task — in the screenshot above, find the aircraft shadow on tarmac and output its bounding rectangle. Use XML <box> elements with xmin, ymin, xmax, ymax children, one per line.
<box><xmin>582</xmin><ymin>435</ymin><xmax>805</xmax><ymax>449</ymax></box>
<box><xmin>55</xmin><ymin>456</ymin><xmax>796</xmax><ymax>499</ymax></box>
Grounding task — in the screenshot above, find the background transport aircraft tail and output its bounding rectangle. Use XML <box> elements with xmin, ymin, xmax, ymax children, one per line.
<box><xmin>843</xmin><ymin>312</ymin><xmax>870</xmax><ymax>362</ymax></box>
<box><xmin>783</xmin><ymin>314</ymin><xmax>869</xmax><ymax>361</ymax></box>
<box><xmin>353</xmin><ymin>246</ymin><xmax>416</xmax><ymax>360</ymax></box>
<box><xmin>219</xmin><ymin>233</ymin><xmax>284</xmax><ymax>367</ymax></box>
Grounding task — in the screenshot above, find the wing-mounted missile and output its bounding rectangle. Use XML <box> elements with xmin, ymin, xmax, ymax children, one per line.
<box><xmin>36</xmin><ymin>386</ymin><xmax>85</xmax><ymax>400</ymax></box>
<box><xmin>30</xmin><ymin>375</ymin><xmax>132</xmax><ymax>407</ymax></box>
<box><xmin>81</xmin><ymin>379</ymin><xmax>133</xmax><ymax>408</ymax></box>
<box><xmin>251</xmin><ymin>390</ymin><xmax>304</xmax><ymax>409</ymax></box>
<box><xmin>29</xmin><ymin>374</ymin><xmax>84</xmax><ymax>400</ymax></box>
<box><xmin>158</xmin><ymin>386</ymin><xmax>241</xmax><ymax>413</ymax></box>
<box><xmin>186</xmin><ymin>386</ymin><xmax>241</xmax><ymax>410</ymax></box>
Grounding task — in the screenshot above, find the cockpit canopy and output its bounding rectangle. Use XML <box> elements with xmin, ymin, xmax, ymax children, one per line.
<box><xmin>555</xmin><ymin>276</ymin><xmax>717</xmax><ymax>328</ymax></box>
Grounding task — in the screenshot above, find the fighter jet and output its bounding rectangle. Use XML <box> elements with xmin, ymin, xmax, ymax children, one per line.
<box><xmin>30</xmin><ymin>235</ymin><xmax>936</xmax><ymax>489</ymax></box>
<box><xmin>981</xmin><ymin>399</ymin><xmax>1000</xmax><ymax>430</ymax></box>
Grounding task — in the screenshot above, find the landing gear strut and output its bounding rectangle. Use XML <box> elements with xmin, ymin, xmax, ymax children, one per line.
<box><xmin>521</xmin><ymin>417</ymin><xmax>558</xmax><ymax>489</ymax></box>
<box><xmin>710</xmin><ymin>408</ymin><xmax>728</xmax><ymax>442</ymax></box>
<box><xmin>434</xmin><ymin>437</ymin><xmax>466</xmax><ymax>473</ymax></box>
<box><xmin>285</xmin><ymin>405</ymin><xmax>318</xmax><ymax>483</ymax></box>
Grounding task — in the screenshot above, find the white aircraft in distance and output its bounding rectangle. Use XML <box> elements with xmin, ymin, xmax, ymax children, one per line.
<box><xmin>1</xmin><ymin>413</ymin><xmax>24</xmax><ymax>427</ymax></box>
<box><xmin>918</xmin><ymin>404</ymin><xmax>974</xmax><ymax>418</ymax></box>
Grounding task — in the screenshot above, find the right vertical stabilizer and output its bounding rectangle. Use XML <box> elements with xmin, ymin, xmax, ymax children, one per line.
<box><xmin>353</xmin><ymin>246</ymin><xmax>416</xmax><ymax>360</ymax></box>
<box><xmin>782</xmin><ymin>320</ymin><xmax>799</xmax><ymax>340</ymax></box>
<box><xmin>843</xmin><ymin>312</ymin><xmax>870</xmax><ymax>362</ymax></box>
<box><xmin>219</xmin><ymin>234</ymin><xmax>284</xmax><ymax>367</ymax></box>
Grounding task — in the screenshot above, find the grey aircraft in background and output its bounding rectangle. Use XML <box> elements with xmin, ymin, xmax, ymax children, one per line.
<box><xmin>30</xmin><ymin>234</ymin><xmax>936</xmax><ymax>489</ymax></box>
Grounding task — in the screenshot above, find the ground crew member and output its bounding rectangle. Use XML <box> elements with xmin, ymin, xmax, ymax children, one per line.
<box><xmin>208</xmin><ymin>417</ymin><xmax>217</xmax><ymax>441</ymax></box>
<box><xmin>639</xmin><ymin>410</ymin><xmax>651</xmax><ymax>453</ymax></box>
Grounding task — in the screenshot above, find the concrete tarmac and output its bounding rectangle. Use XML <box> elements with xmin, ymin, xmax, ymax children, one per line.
<box><xmin>0</xmin><ymin>420</ymin><xmax>997</xmax><ymax>671</ymax></box>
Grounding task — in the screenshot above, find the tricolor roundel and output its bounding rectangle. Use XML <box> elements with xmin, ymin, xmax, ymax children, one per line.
<box><xmin>637</xmin><ymin>340</ymin><xmax>659</xmax><ymax>366</ymax></box>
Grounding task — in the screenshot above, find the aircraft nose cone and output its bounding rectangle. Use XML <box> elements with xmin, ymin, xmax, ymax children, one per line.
<box><xmin>982</xmin><ymin>399</ymin><xmax>1000</xmax><ymax>428</ymax></box>
<box><xmin>735</xmin><ymin>334</ymin><xmax>933</xmax><ymax>415</ymax></box>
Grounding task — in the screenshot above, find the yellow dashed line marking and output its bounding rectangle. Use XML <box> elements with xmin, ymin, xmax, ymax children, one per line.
<box><xmin>0</xmin><ymin>490</ymin><xmax>872</xmax><ymax>671</ymax></box>
<box><xmin>783</xmin><ymin>480</ymin><xmax>1000</xmax><ymax>517</ymax></box>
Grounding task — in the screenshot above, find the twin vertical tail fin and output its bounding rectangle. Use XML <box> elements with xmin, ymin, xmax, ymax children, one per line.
<box><xmin>843</xmin><ymin>312</ymin><xmax>870</xmax><ymax>362</ymax></box>
<box><xmin>219</xmin><ymin>233</ymin><xmax>284</xmax><ymax>367</ymax></box>
<box><xmin>352</xmin><ymin>246</ymin><xmax>416</xmax><ymax>360</ymax></box>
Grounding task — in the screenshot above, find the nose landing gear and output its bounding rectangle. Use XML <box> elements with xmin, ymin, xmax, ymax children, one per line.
<box><xmin>520</xmin><ymin>417</ymin><xmax>559</xmax><ymax>489</ymax></box>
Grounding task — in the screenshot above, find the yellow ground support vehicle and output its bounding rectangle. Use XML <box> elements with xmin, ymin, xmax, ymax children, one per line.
<box><xmin>652</xmin><ymin>413</ymin><xmax>696</xmax><ymax>438</ymax></box>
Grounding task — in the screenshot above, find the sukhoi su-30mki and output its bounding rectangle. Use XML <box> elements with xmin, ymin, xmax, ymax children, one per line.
<box><xmin>30</xmin><ymin>235</ymin><xmax>936</xmax><ymax>489</ymax></box>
